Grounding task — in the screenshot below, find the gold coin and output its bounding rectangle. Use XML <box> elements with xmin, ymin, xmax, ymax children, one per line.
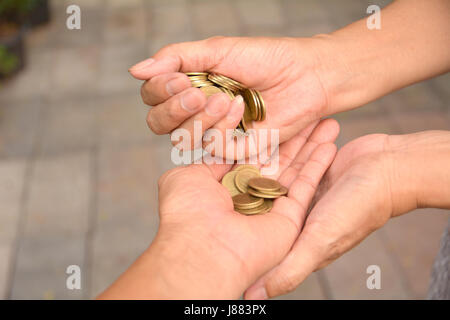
<box><xmin>234</xmin><ymin>164</ymin><xmax>260</xmax><ymax>173</ymax></box>
<box><xmin>221</xmin><ymin>171</ymin><xmax>241</xmax><ymax>197</ymax></box>
<box><xmin>247</xmin><ymin>186</ymin><xmax>287</xmax><ymax>198</ymax></box>
<box><xmin>186</xmin><ymin>72</ymin><xmax>209</xmax><ymax>76</ymax></box>
<box><xmin>254</xmin><ymin>90</ymin><xmax>266</xmax><ymax>121</ymax></box>
<box><xmin>208</xmin><ymin>73</ymin><xmax>246</xmax><ymax>92</ymax></box>
<box><xmin>219</xmin><ymin>87</ymin><xmax>236</xmax><ymax>100</ymax></box>
<box><xmin>200</xmin><ymin>85</ymin><xmax>223</xmax><ymax>97</ymax></box>
<box><xmin>236</xmin><ymin>199</ymin><xmax>273</xmax><ymax>215</ymax></box>
<box><xmin>242</xmin><ymin>89</ymin><xmax>259</xmax><ymax>120</ymax></box>
<box><xmin>248</xmin><ymin>177</ymin><xmax>282</xmax><ymax>192</ymax></box>
<box><xmin>232</xmin><ymin>193</ymin><xmax>264</xmax><ymax>209</ymax></box>
<box><xmin>234</xmin><ymin>168</ymin><xmax>261</xmax><ymax>193</ymax></box>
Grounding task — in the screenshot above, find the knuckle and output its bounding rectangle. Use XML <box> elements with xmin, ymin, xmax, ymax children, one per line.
<box><xmin>267</xmin><ymin>271</ymin><xmax>299</xmax><ymax>297</ymax></box>
<box><xmin>147</xmin><ymin>111</ymin><xmax>164</xmax><ymax>135</ymax></box>
<box><xmin>140</xmin><ymin>81</ymin><xmax>151</xmax><ymax>105</ymax></box>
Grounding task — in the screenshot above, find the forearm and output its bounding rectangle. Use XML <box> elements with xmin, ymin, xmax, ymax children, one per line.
<box><xmin>97</xmin><ymin>232</ymin><xmax>245</xmax><ymax>299</ymax></box>
<box><xmin>388</xmin><ymin>130</ymin><xmax>450</xmax><ymax>216</ymax></box>
<box><xmin>313</xmin><ymin>0</ymin><xmax>450</xmax><ymax>115</ymax></box>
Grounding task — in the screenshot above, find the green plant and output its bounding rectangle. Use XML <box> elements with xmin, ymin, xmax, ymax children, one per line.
<box><xmin>0</xmin><ymin>0</ymin><xmax>40</xmax><ymax>23</ymax></box>
<box><xmin>0</xmin><ymin>46</ymin><xmax>19</xmax><ymax>77</ymax></box>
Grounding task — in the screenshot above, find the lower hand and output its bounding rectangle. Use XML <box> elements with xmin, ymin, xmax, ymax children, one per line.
<box><xmin>98</xmin><ymin>119</ymin><xmax>339</xmax><ymax>299</ymax></box>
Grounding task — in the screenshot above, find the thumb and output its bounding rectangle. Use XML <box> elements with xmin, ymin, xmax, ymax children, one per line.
<box><xmin>129</xmin><ymin>37</ymin><xmax>229</xmax><ymax>80</ymax></box>
<box><xmin>244</xmin><ymin>231</ymin><xmax>325</xmax><ymax>300</ymax></box>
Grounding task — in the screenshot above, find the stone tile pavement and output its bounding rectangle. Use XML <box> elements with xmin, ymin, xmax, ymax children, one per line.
<box><xmin>0</xmin><ymin>0</ymin><xmax>448</xmax><ymax>299</ymax></box>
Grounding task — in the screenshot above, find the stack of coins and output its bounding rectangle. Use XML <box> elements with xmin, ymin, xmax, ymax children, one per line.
<box><xmin>221</xmin><ymin>165</ymin><xmax>287</xmax><ymax>215</ymax></box>
<box><xmin>185</xmin><ymin>72</ymin><xmax>266</xmax><ymax>133</ymax></box>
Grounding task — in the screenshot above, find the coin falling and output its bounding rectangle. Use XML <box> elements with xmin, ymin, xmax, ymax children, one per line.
<box><xmin>185</xmin><ymin>72</ymin><xmax>266</xmax><ymax>133</ymax></box>
<box><xmin>221</xmin><ymin>165</ymin><xmax>288</xmax><ymax>215</ymax></box>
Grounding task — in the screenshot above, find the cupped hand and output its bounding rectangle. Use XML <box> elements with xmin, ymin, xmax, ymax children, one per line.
<box><xmin>153</xmin><ymin>119</ymin><xmax>339</xmax><ymax>298</ymax></box>
<box><xmin>244</xmin><ymin>133</ymin><xmax>414</xmax><ymax>299</ymax></box>
<box><xmin>129</xmin><ymin>36</ymin><xmax>328</xmax><ymax>158</ymax></box>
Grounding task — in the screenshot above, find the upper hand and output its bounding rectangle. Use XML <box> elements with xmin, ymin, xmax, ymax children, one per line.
<box><xmin>129</xmin><ymin>36</ymin><xmax>328</xmax><ymax>158</ymax></box>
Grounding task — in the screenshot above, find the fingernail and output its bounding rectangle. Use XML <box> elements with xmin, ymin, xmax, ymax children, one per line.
<box><xmin>129</xmin><ymin>58</ymin><xmax>155</xmax><ymax>71</ymax></box>
<box><xmin>181</xmin><ymin>90</ymin><xmax>201</xmax><ymax>112</ymax></box>
<box><xmin>247</xmin><ymin>286</ymin><xmax>268</xmax><ymax>300</ymax></box>
<box><xmin>166</xmin><ymin>77</ymin><xmax>188</xmax><ymax>96</ymax></box>
<box><xmin>205</xmin><ymin>94</ymin><xmax>226</xmax><ymax>116</ymax></box>
<box><xmin>227</xmin><ymin>95</ymin><xmax>244</xmax><ymax>121</ymax></box>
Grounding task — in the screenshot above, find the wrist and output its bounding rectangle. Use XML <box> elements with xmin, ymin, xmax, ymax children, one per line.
<box><xmin>144</xmin><ymin>227</ymin><xmax>250</xmax><ymax>299</ymax></box>
<box><xmin>386</xmin><ymin>131</ymin><xmax>450</xmax><ymax>216</ymax></box>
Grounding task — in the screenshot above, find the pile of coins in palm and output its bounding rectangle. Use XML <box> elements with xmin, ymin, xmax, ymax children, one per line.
<box><xmin>221</xmin><ymin>165</ymin><xmax>288</xmax><ymax>215</ymax></box>
<box><xmin>185</xmin><ymin>72</ymin><xmax>266</xmax><ymax>133</ymax></box>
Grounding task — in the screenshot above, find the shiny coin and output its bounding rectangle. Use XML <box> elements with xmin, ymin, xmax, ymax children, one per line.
<box><xmin>208</xmin><ymin>73</ymin><xmax>246</xmax><ymax>92</ymax></box>
<box><xmin>200</xmin><ymin>85</ymin><xmax>223</xmax><ymax>97</ymax></box>
<box><xmin>234</xmin><ymin>164</ymin><xmax>260</xmax><ymax>173</ymax></box>
<box><xmin>186</xmin><ymin>72</ymin><xmax>209</xmax><ymax>76</ymax></box>
<box><xmin>219</xmin><ymin>87</ymin><xmax>236</xmax><ymax>100</ymax></box>
<box><xmin>248</xmin><ymin>177</ymin><xmax>282</xmax><ymax>192</ymax></box>
<box><xmin>232</xmin><ymin>193</ymin><xmax>264</xmax><ymax>209</ymax></box>
<box><xmin>242</xmin><ymin>89</ymin><xmax>259</xmax><ymax>121</ymax></box>
<box><xmin>234</xmin><ymin>168</ymin><xmax>261</xmax><ymax>193</ymax></box>
<box><xmin>237</xmin><ymin>199</ymin><xmax>273</xmax><ymax>215</ymax></box>
<box><xmin>248</xmin><ymin>186</ymin><xmax>288</xmax><ymax>198</ymax></box>
<box><xmin>254</xmin><ymin>90</ymin><xmax>266</xmax><ymax>121</ymax></box>
<box><xmin>221</xmin><ymin>171</ymin><xmax>241</xmax><ymax>197</ymax></box>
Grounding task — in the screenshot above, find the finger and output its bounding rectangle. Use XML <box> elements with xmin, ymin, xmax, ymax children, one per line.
<box><xmin>244</xmin><ymin>143</ymin><xmax>338</xmax><ymax>300</ymax></box>
<box><xmin>141</xmin><ymin>72</ymin><xmax>191</xmax><ymax>106</ymax></box>
<box><xmin>173</xmin><ymin>93</ymin><xmax>232</xmax><ymax>150</ymax></box>
<box><xmin>147</xmin><ymin>87</ymin><xmax>207</xmax><ymax>135</ymax></box>
<box><xmin>203</xmin><ymin>96</ymin><xmax>245</xmax><ymax>156</ymax></box>
<box><xmin>259</xmin><ymin>120</ymin><xmax>319</xmax><ymax>179</ymax></box>
<box><xmin>129</xmin><ymin>38</ymin><xmax>231</xmax><ymax>80</ymax></box>
<box><xmin>267</xmin><ymin>142</ymin><xmax>337</xmax><ymax>233</ymax></box>
<box><xmin>278</xmin><ymin>118</ymin><xmax>339</xmax><ymax>188</ymax></box>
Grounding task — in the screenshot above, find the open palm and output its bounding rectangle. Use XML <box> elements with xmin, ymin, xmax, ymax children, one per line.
<box><xmin>245</xmin><ymin>133</ymin><xmax>398</xmax><ymax>299</ymax></box>
<box><xmin>156</xmin><ymin>119</ymin><xmax>339</xmax><ymax>298</ymax></box>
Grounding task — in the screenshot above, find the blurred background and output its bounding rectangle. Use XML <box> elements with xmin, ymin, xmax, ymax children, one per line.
<box><xmin>0</xmin><ymin>0</ymin><xmax>448</xmax><ymax>299</ymax></box>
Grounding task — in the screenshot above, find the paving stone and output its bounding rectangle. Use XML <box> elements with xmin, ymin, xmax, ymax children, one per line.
<box><xmin>49</xmin><ymin>46</ymin><xmax>100</xmax><ymax>100</ymax></box>
<box><xmin>50</xmin><ymin>5</ymin><xmax>105</xmax><ymax>48</ymax></box>
<box><xmin>90</xmin><ymin>221</ymin><xmax>158</xmax><ymax>298</ymax></box>
<box><xmin>96</xmin><ymin>144</ymin><xmax>160</xmax><ymax>229</ymax></box>
<box><xmin>39</xmin><ymin>100</ymin><xmax>98</xmax><ymax>156</ymax></box>
<box><xmin>333</xmin><ymin>114</ymin><xmax>400</xmax><ymax>148</ymax></box>
<box><xmin>0</xmin><ymin>244</ymin><xmax>13</xmax><ymax>299</ymax></box>
<box><xmin>0</xmin><ymin>100</ymin><xmax>41</xmax><ymax>159</ymax></box>
<box><xmin>104</xmin><ymin>7</ymin><xmax>146</xmax><ymax>45</ymax></box>
<box><xmin>322</xmin><ymin>231</ymin><xmax>411</xmax><ymax>299</ymax></box>
<box><xmin>390</xmin><ymin>111</ymin><xmax>450</xmax><ymax>134</ymax></box>
<box><xmin>380</xmin><ymin>209</ymin><xmax>449</xmax><ymax>298</ymax></box>
<box><xmin>11</xmin><ymin>234</ymin><xmax>86</xmax><ymax>299</ymax></box>
<box><xmin>23</xmin><ymin>152</ymin><xmax>91</xmax><ymax>237</ymax></box>
<box><xmin>275</xmin><ymin>273</ymin><xmax>326</xmax><ymax>300</ymax></box>
<box><xmin>0</xmin><ymin>159</ymin><xmax>27</xmax><ymax>243</ymax></box>
<box><xmin>98</xmin><ymin>43</ymin><xmax>148</xmax><ymax>96</ymax></box>
<box><xmin>282</xmin><ymin>0</ymin><xmax>332</xmax><ymax>26</ymax></box>
<box><xmin>191</xmin><ymin>0</ymin><xmax>241</xmax><ymax>38</ymax></box>
<box><xmin>235</xmin><ymin>0</ymin><xmax>285</xmax><ymax>29</ymax></box>
<box><xmin>390</xmin><ymin>82</ymin><xmax>446</xmax><ymax>114</ymax></box>
<box><xmin>97</xmin><ymin>95</ymin><xmax>153</xmax><ymax>146</ymax></box>
<box><xmin>0</xmin><ymin>50</ymin><xmax>51</xmax><ymax>103</ymax></box>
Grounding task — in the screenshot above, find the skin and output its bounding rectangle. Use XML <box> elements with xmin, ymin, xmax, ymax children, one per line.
<box><xmin>98</xmin><ymin>119</ymin><xmax>340</xmax><ymax>299</ymax></box>
<box><xmin>102</xmin><ymin>0</ymin><xmax>450</xmax><ymax>299</ymax></box>
<box><xmin>129</xmin><ymin>0</ymin><xmax>449</xmax><ymax>158</ymax></box>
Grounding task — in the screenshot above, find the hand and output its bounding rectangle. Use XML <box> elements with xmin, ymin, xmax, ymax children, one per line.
<box><xmin>129</xmin><ymin>36</ymin><xmax>328</xmax><ymax>158</ymax></box>
<box><xmin>244</xmin><ymin>130</ymin><xmax>450</xmax><ymax>299</ymax></box>
<box><xmin>98</xmin><ymin>119</ymin><xmax>339</xmax><ymax>299</ymax></box>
